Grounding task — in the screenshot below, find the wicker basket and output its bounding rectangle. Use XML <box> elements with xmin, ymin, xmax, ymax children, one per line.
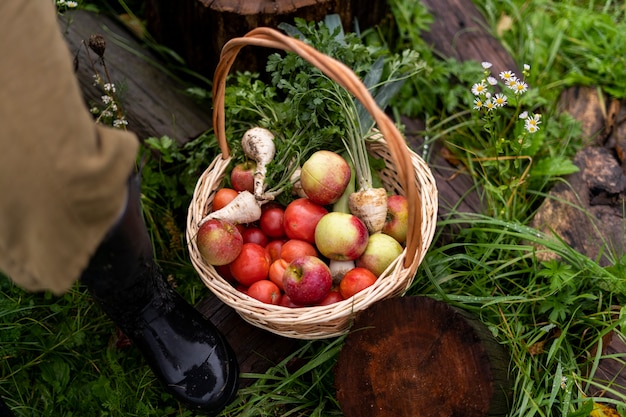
<box><xmin>186</xmin><ymin>27</ymin><xmax>438</xmax><ymax>339</ymax></box>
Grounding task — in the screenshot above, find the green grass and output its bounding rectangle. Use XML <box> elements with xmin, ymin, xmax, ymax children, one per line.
<box><xmin>2</xmin><ymin>0</ymin><xmax>626</xmax><ymax>415</ymax></box>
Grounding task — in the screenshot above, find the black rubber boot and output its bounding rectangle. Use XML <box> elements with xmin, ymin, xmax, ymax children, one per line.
<box><xmin>81</xmin><ymin>175</ymin><xmax>239</xmax><ymax>414</ymax></box>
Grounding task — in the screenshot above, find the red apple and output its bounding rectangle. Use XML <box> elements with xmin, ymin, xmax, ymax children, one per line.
<box><xmin>196</xmin><ymin>219</ymin><xmax>243</xmax><ymax>266</ymax></box>
<box><xmin>300</xmin><ymin>150</ymin><xmax>352</xmax><ymax>205</ymax></box>
<box><xmin>230</xmin><ymin>161</ymin><xmax>256</xmax><ymax>193</ymax></box>
<box><xmin>283</xmin><ymin>256</ymin><xmax>332</xmax><ymax>305</ymax></box>
<box><xmin>314</xmin><ymin>212</ymin><xmax>369</xmax><ymax>261</ymax></box>
<box><xmin>382</xmin><ymin>195</ymin><xmax>409</xmax><ymax>243</ymax></box>
<box><xmin>356</xmin><ymin>232</ymin><xmax>403</xmax><ymax>277</ymax></box>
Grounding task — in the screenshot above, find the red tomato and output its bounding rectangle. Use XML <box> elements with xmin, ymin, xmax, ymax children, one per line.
<box><xmin>241</xmin><ymin>226</ymin><xmax>269</xmax><ymax>247</ymax></box>
<box><xmin>280</xmin><ymin>239</ymin><xmax>318</xmax><ymax>263</ymax></box>
<box><xmin>268</xmin><ymin>258</ymin><xmax>289</xmax><ymax>291</ymax></box>
<box><xmin>229</xmin><ymin>243</ymin><xmax>271</xmax><ymax>287</ymax></box>
<box><xmin>260</xmin><ymin>206</ymin><xmax>286</xmax><ymax>238</ymax></box>
<box><xmin>279</xmin><ymin>294</ymin><xmax>302</xmax><ymax>308</ymax></box>
<box><xmin>283</xmin><ymin>198</ymin><xmax>328</xmax><ymax>243</ymax></box>
<box><xmin>265</xmin><ymin>240</ymin><xmax>285</xmax><ymax>262</ymax></box>
<box><xmin>317</xmin><ymin>290</ymin><xmax>344</xmax><ymax>306</ymax></box>
<box><xmin>247</xmin><ymin>280</ymin><xmax>281</xmax><ymax>305</ymax></box>
<box><xmin>213</xmin><ymin>188</ymin><xmax>238</xmax><ymax>211</ymax></box>
<box><xmin>339</xmin><ymin>267</ymin><xmax>377</xmax><ymax>299</ymax></box>
<box><xmin>261</xmin><ymin>201</ymin><xmax>284</xmax><ymax>212</ymax></box>
<box><xmin>214</xmin><ymin>263</ymin><xmax>234</xmax><ymax>282</ymax></box>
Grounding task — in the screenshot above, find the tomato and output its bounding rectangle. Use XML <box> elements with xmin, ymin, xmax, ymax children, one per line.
<box><xmin>265</xmin><ymin>239</ymin><xmax>285</xmax><ymax>262</ymax></box>
<box><xmin>339</xmin><ymin>267</ymin><xmax>377</xmax><ymax>299</ymax></box>
<box><xmin>229</xmin><ymin>243</ymin><xmax>271</xmax><ymax>287</ymax></box>
<box><xmin>283</xmin><ymin>198</ymin><xmax>328</xmax><ymax>243</ymax></box>
<box><xmin>213</xmin><ymin>188</ymin><xmax>238</xmax><ymax>211</ymax></box>
<box><xmin>241</xmin><ymin>226</ymin><xmax>269</xmax><ymax>247</ymax></box>
<box><xmin>268</xmin><ymin>258</ymin><xmax>289</xmax><ymax>291</ymax></box>
<box><xmin>247</xmin><ymin>279</ymin><xmax>281</xmax><ymax>305</ymax></box>
<box><xmin>317</xmin><ymin>290</ymin><xmax>344</xmax><ymax>306</ymax></box>
<box><xmin>280</xmin><ymin>239</ymin><xmax>318</xmax><ymax>263</ymax></box>
<box><xmin>214</xmin><ymin>263</ymin><xmax>234</xmax><ymax>282</ymax></box>
<box><xmin>279</xmin><ymin>293</ymin><xmax>302</xmax><ymax>308</ymax></box>
<box><xmin>260</xmin><ymin>206</ymin><xmax>286</xmax><ymax>238</ymax></box>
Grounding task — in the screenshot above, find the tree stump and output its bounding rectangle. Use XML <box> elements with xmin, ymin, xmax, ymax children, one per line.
<box><xmin>334</xmin><ymin>296</ymin><xmax>512</xmax><ymax>417</ymax></box>
<box><xmin>531</xmin><ymin>87</ymin><xmax>626</xmax><ymax>266</ymax></box>
<box><xmin>144</xmin><ymin>0</ymin><xmax>388</xmax><ymax>78</ymax></box>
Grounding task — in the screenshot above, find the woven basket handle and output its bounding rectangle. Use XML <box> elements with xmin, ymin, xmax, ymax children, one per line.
<box><xmin>212</xmin><ymin>27</ymin><xmax>422</xmax><ymax>270</ymax></box>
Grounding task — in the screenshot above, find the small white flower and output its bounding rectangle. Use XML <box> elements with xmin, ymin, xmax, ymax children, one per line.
<box><xmin>493</xmin><ymin>93</ymin><xmax>507</xmax><ymax>107</ymax></box>
<box><xmin>505</xmin><ymin>78</ymin><xmax>518</xmax><ymax>89</ymax></box>
<box><xmin>89</xmin><ymin>107</ymin><xmax>99</xmax><ymax>114</ymax></box>
<box><xmin>487</xmin><ymin>76</ymin><xmax>498</xmax><ymax>86</ymax></box>
<box><xmin>473</xmin><ymin>97</ymin><xmax>484</xmax><ymax>110</ymax></box>
<box><xmin>101</xmin><ymin>95</ymin><xmax>112</xmax><ymax>105</ymax></box>
<box><xmin>519</xmin><ymin>111</ymin><xmax>529</xmax><ymax>119</ymax></box>
<box><xmin>113</xmin><ymin>118</ymin><xmax>128</xmax><ymax>128</ymax></box>
<box><xmin>471</xmin><ymin>81</ymin><xmax>488</xmax><ymax>96</ymax></box>
<box><xmin>525</xmin><ymin>113</ymin><xmax>542</xmax><ymax>132</ymax></box>
<box><xmin>511</xmin><ymin>80</ymin><xmax>528</xmax><ymax>95</ymax></box>
<box><xmin>524</xmin><ymin>64</ymin><xmax>531</xmax><ymax>71</ymax></box>
<box><xmin>103</xmin><ymin>83</ymin><xmax>116</xmax><ymax>93</ymax></box>
<box><xmin>101</xmin><ymin>110</ymin><xmax>113</xmax><ymax>118</ymax></box>
<box><xmin>560</xmin><ymin>376</ymin><xmax>568</xmax><ymax>389</ymax></box>
<box><xmin>499</xmin><ymin>70</ymin><xmax>516</xmax><ymax>81</ymax></box>
<box><xmin>484</xmin><ymin>100</ymin><xmax>496</xmax><ymax>111</ymax></box>
<box><xmin>481</xmin><ymin>62</ymin><xmax>493</xmax><ymax>69</ymax></box>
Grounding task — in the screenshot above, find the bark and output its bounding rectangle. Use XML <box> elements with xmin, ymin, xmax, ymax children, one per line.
<box><xmin>144</xmin><ymin>0</ymin><xmax>388</xmax><ymax>78</ymax></box>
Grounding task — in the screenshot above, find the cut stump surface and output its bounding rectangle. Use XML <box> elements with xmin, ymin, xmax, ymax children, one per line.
<box><xmin>334</xmin><ymin>296</ymin><xmax>512</xmax><ymax>417</ymax></box>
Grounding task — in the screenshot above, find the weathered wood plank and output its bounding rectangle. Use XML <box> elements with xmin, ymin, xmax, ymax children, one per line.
<box><xmin>420</xmin><ymin>0</ymin><xmax>520</xmax><ymax>77</ymax></box>
<box><xmin>60</xmin><ymin>11</ymin><xmax>210</xmax><ymax>145</ymax></box>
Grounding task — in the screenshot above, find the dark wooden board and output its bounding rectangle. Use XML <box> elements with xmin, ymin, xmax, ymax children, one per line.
<box><xmin>60</xmin><ymin>10</ymin><xmax>211</xmax><ymax>145</ymax></box>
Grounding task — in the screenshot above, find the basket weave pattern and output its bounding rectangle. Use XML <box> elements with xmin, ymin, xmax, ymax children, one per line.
<box><xmin>186</xmin><ymin>27</ymin><xmax>438</xmax><ymax>339</ymax></box>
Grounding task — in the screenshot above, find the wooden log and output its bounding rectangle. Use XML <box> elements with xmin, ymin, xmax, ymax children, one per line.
<box><xmin>334</xmin><ymin>296</ymin><xmax>512</xmax><ymax>417</ymax></box>
<box><xmin>144</xmin><ymin>0</ymin><xmax>388</xmax><ymax>78</ymax></box>
<box><xmin>531</xmin><ymin>87</ymin><xmax>626</xmax><ymax>266</ymax></box>
<box><xmin>420</xmin><ymin>0</ymin><xmax>520</xmax><ymax>77</ymax></box>
<box><xmin>59</xmin><ymin>10</ymin><xmax>211</xmax><ymax>145</ymax></box>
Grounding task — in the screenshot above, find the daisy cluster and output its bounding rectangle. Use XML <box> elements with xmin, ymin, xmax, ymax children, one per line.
<box><xmin>471</xmin><ymin>62</ymin><xmax>541</xmax><ymax>134</ymax></box>
<box><xmin>56</xmin><ymin>0</ymin><xmax>78</xmax><ymax>10</ymax></box>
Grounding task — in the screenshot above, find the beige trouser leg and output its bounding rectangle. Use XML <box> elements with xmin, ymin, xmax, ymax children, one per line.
<box><xmin>0</xmin><ymin>2</ymin><xmax>139</xmax><ymax>294</ymax></box>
